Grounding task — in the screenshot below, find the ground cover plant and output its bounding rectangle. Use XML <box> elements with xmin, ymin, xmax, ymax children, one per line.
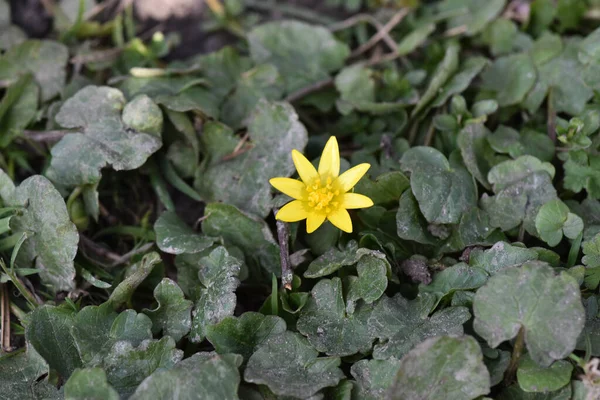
<box><xmin>2</xmin><ymin>0</ymin><xmax>600</xmax><ymax>398</ymax></box>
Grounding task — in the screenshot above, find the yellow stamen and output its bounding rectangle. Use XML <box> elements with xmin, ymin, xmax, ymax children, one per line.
<box><xmin>306</xmin><ymin>178</ymin><xmax>338</xmax><ymax>213</ymax></box>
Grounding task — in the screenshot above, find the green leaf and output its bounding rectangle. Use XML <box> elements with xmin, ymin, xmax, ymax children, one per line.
<box><xmin>388</xmin><ymin>336</ymin><xmax>491</xmax><ymax>400</ymax></box>
<box><xmin>563</xmin><ymin>151</ymin><xmax>600</xmax><ymax>199</ymax></box>
<box><xmin>8</xmin><ymin>175</ymin><xmax>78</xmax><ymax>292</ymax></box>
<box><xmin>27</xmin><ymin>305</ymin><xmax>82</xmax><ymax>378</ymax></box>
<box><xmin>0</xmin><ymin>40</ymin><xmax>68</xmax><ymax>101</ymax></box>
<box><xmin>535</xmin><ymin>199</ymin><xmax>584</xmax><ymax>246</ymax></box>
<box><xmin>64</xmin><ymin>368</ymin><xmax>119</xmax><ymax>400</ymax></box>
<box><xmin>442</xmin><ymin>0</ymin><xmax>506</xmax><ymax>36</ymax></box>
<box><xmin>350</xmin><ymin>358</ymin><xmax>402</xmax><ymax>400</ymax></box>
<box><xmin>248</xmin><ymin>20</ymin><xmax>350</xmax><ymax>94</ymax></box>
<box><xmin>335</xmin><ymin>65</ymin><xmax>375</xmax><ymax>114</ymax></box>
<box><xmin>129</xmin><ymin>353</ymin><xmax>242</xmax><ymax>400</ymax></box>
<box><xmin>118</xmin><ymin>75</ymin><xmax>207</xmax><ymax>99</ymax></box>
<box><xmin>194</xmin><ymin>101</ymin><xmax>307</xmax><ymax>218</ymax></box>
<box><xmin>46</xmin><ymin>86</ymin><xmax>162</xmax><ymax>187</ymax></box>
<box><xmin>481</xmin><ymin>18</ymin><xmax>518</xmax><ymax>56</ymax></box>
<box><xmin>0</xmin><ymin>347</ymin><xmax>51</xmax><ymax>399</ymax></box>
<box><xmin>195</xmin><ymin>46</ymin><xmax>253</xmax><ymax>100</ymax></box>
<box><xmin>101</xmin><ymin>337</ymin><xmax>183</xmax><ymax>398</ymax></box>
<box><xmin>143</xmin><ymin>278</ymin><xmax>192</xmax><ymax>342</ymax></box>
<box><xmin>583</xmin><ymin>233</ymin><xmax>600</xmax><ymax>268</ymax></box>
<box><xmin>498</xmin><ymin>384</ymin><xmax>572</xmax><ymax>400</ymax></box>
<box><xmin>471</xmin><ymin>99</ymin><xmax>498</xmax><ymax>117</ymax></box>
<box><xmin>0</xmin><ymin>167</ymin><xmax>15</xmax><ymax>203</ymax></box>
<box><xmin>0</xmin><ymin>74</ymin><xmax>38</xmax><ymax>147</ymax></box>
<box><xmin>411</xmin><ymin>41</ymin><xmax>460</xmax><ymax>117</ymax></box>
<box><xmin>396</xmin><ymin>191</ymin><xmax>439</xmax><ymax>245</ymax></box>
<box><xmin>517</xmin><ymin>353</ymin><xmax>573</xmax><ymax>393</ymax></box>
<box><xmin>584</xmin><ymin>267</ymin><xmax>600</xmax><ymax>290</ymax></box>
<box><xmin>420</xmin><ymin>263</ymin><xmax>488</xmax><ymax>307</ymax></box>
<box><xmin>189</xmin><ymin>246</ymin><xmax>241</xmax><ymax>343</ymax></box>
<box><xmin>0</xmin><ymin>0</ymin><xmax>25</xmax><ymax>51</ymax></box>
<box><xmin>122</xmin><ymin>94</ymin><xmax>163</xmax><ymax>136</ymax></box>
<box><xmin>71</xmin><ymin>304</ymin><xmax>152</xmax><ymax>365</ymax></box>
<box><xmin>432</xmin><ymin>56</ymin><xmax>489</xmax><ymax>107</ymax></box>
<box><xmin>353</xmin><ymin>171</ymin><xmax>410</xmax><ymax>206</ymax></box>
<box><xmin>397</xmin><ymin>23</ymin><xmax>436</xmax><ymax>56</ymax></box>
<box><xmin>485</xmin><ymin>349</ymin><xmax>511</xmax><ymax>386</ymax></box>
<box><xmin>154</xmin><ymin>211</ymin><xmax>214</xmax><ymax>255</ymax></box>
<box><xmin>206</xmin><ymin>312</ymin><xmax>286</xmax><ymax>362</ymax></box>
<box><xmin>347</xmin><ymin>253</ymin><xmax>389</xmax><ymax>305</ymax></box>
<box><xmin>458</xmin><ymin>123</ymin><xmax>495</xmax><ymax>190</ymax></box>
<box><xmin>155</xmin><ymin>86</ymin><xmax>220</xmax><ymax>118</ymax></box>
<box><xmin>482</xmin><ymin>156</ymin><xmax>557</xmax><ymax>235</ymax></box>
<box><xmin>526</xmin><ymin>42</ymin><xmax>593</xmax><ymax>116</ymax></box>
<box><xmin>369</xmin><ymin>294</ymin><xmax>470</xmax><ymax>360</ymax></box>
<box><xmin>202</xmin><ymin>202</ymin><xmax>280</xmax><ymax>276</ymax></box>
<box><xmin>441</xmin><ymin>207</ymin><xmax>507</xmax><ymax>254</ymax></box>
<box><xmin>221</xmin><ymin>64</ymin><xmax>285</xmax><ymax>129</ymax></box>
<box><xmin>108</xmin><ymin>252</ymin><xmax>161</xmax><ymax>308</ymax></box>
<box><xmin>487</xmin><ymin>126</ymin><xmax>555</xmax><ymax>162</ymax></box>
<box><xmin>297</xmin><ymin>277</ymin><xmax>374</xmax><ymax>356</ymax></box>
<box><xmin>473</xmin><ymin>261</ymin><xmax>585</xmax><ymax>366</ymax></box>
<box><xmin>304</xmin><ymin>240</ymin><xmax>359</xmax><ymax>278</ymax></box>
<box><xmin>401</xmin><ymin>146</ymin><xmax>477</xmax><ymax>225</ymax></box>
<box><xmin>576</xmin><ymin>296</ymin><xmax>600</xmax><ymax>355</ymax></box>
<box><xmin>163</xmin><ymin>110</ymin><xmax>199</xmax><ymax>164</ymax></box>
<box><xmin>334</xmin><ymin>65</ymin><xmax>410</xmax><ymax>115</ymax></box>
<box><xmin>244</xmin><ymin>330</ymin><xmax>345</xmax><ymax>398</ymax></box>
<box><xmin>531</xmin><ymin>32</ymin><xmax>563</xmax><ymax>66</ymax></box>
<box><xmin>469</xmin><ymin>241</ymin><xmax>538</xmax><ymax>275</ymax></box>
<box><xmin>481</xmin><ymin>53</ymin><xmax>536</xmax><ymax>106</ymax></box>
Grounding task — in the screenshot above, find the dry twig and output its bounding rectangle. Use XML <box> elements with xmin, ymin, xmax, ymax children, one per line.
<box><xmin>350</xmin><ymin>8</ymin><xmax>409</xmax><ymax>58</ymax></box>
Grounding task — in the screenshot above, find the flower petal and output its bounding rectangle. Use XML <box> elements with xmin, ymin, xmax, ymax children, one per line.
<box><xmin>292</xmin><ymin>150</ymin><xmax>319</xmax><ymax>185</ymax></box>
<box><xmin>327</xmin><ymin>208</ymin><xmax>352</xmax><ymax>233</ymax></box>
<box><xmin>275</xmin><ymin>200</ymin><xmax>308</xmax><ymax>222</ymax></box>
<box><xmin>340</xmin><ymin>193</ymin><xmax>374</xmax><ymax>209</ymax></box>
<box><xmin>269</xmin><ymin>177</ymin><xmax>306</xmax><ymax>200</ymax></box>
<box><xmin>306</xmin><ymin>212</ymin><xmax>326</xmax><ymax>233</ymax></box>
<box><xmin>336</xmin><ymin>163</ymin><xmax>371</xmax><ymax>192</ymax></box>
<box><xmin>318</xmin><ymin>136</ymin><xmax>340</xmax><ymax>178</ymax></box>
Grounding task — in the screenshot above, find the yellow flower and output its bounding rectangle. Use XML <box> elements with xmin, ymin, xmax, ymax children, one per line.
<box><xmin>269</xmin><ymin>136</ymin><xmax>373</xmax><ymax>233</ymax></box>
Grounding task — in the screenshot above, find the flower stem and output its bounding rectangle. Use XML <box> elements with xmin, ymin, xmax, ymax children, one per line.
<box><xmin>274</xmin><ymin>210</ymin><xmax>293</xmax><ymax>290</ymax></box>
<box><xmin>504</xmin><ymin>326</ymin><xmax>525</xmax><ymax>386</ymax></box>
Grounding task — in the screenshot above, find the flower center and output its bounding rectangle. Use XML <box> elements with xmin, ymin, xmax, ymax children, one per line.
<box><xmin>306</xmin><ymin>177</ymin><xmax>339</xmax><ymax>214</ymax></box>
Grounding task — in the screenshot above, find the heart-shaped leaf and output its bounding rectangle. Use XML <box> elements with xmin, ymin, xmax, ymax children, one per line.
<box><xmin>245</xmin><ymin>331</ymin><xmax>345</xmax><ymax>398</ymax></box>
<box><xmin>388</xmin><ymin>336</ymin><xmax>491</xmax><ymax>400</ymax></box>
<box><xmin>46</xmin><ymin>86</ymin><xmax>162</xmax><ymax>187</ymax></box>
<box><xmin>129</xmin><ymin>353</ymin><xmax>242</xmax><ymax>400</ymax></box>
<box><xmin>473</xmin><ymin>261</ymin><xmax>585</xmax><ymax>366</ymax></box>
<box><xmin>401</xmin><ymin>147</ymin><xmax>477</xmax><ymax>225</ymax></box>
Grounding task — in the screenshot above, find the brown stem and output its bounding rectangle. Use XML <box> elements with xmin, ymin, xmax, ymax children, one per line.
<box><xmin>504</xmin><ymin>327</ymin><xmax>525</xmax><ymax>386</ymax></box>
<box><xmin>423</xmin><ymin>114</ymin><xmax>438</xmax><ymax>147</ymax></box>
<box><xmin>1</xmin><ymin>284</ymin><xmax>11</xmax><ymax>352</ymax></box>
<box><xmin>22</xmin><ymin>130</ymin><xmax>71</xmax><ymax>143</ymax></box>
<box><xmin>108</xmin><ymin>242</ymin><xmax>155</xmax><ymax>268</ymax></box>
<box><xmin>79</xmin><ymin>235</ymin><xmax>122</xmax><ymax>264</ymax></box>
<box><xmin>285</xmin><ymin>78</ymin><xmax>334</xmax><ymax>103</ymax></box>
<box><xmin>275</xmin><ymin>210</ymin><xmax>293</xmax><ymax>290</ymax></box>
